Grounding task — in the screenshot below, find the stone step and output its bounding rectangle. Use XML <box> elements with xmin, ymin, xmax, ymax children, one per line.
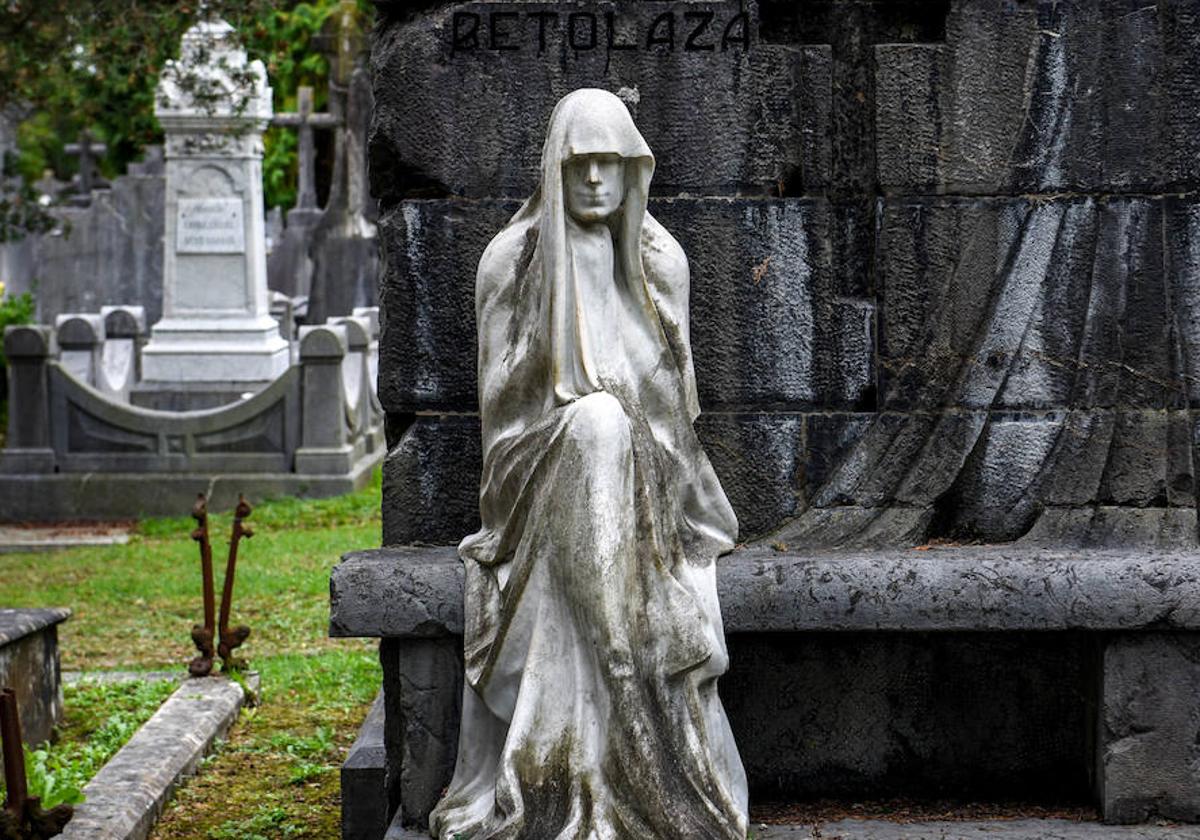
<box><xmin>385</xmin><ymin>816</ymin><xmax>1200</xmax><ymax>840</ymax></box>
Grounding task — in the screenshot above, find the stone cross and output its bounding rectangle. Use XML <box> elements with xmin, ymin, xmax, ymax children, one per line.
<box><xmin>271</xmin><ymin>86</ymin><xmax>341</xmax><ymax>210</ymax></box>
<box><xmin>63</xmin><ymin>130</ymin><xmax>108</xmax><ymax>199</ymax></box>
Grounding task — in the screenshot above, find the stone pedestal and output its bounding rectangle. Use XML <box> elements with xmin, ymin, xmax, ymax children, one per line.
<box><xmin>139</xmin><ymin>17</ymin><xmax>288</xmax><ymax>388</ymax></box>
<box><xmin>0</xmin><ymin>608</ymin><xmax>70</xmax><ymax>778</ymax></box>
<box><xmin>1</xmin><ymin>326</ymin><xmax>55</xmax><ymax>474</ymax></box>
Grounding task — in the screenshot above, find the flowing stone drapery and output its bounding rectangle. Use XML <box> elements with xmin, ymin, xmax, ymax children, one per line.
<box><xmin>429</xmin><ymin>89</ymin><xmax>748</xmax><ymax>840</ymax></box>
<box><xmin>765</xmin><ymin>9</ymin><xmax>1200</xmax><ymax>550</ymax></box>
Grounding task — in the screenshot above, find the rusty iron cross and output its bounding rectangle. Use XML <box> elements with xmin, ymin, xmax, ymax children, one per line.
<box><xmin>187</xmin><ymin>494</ymin><xmax>253</xmax><ymax>675</ymax></box>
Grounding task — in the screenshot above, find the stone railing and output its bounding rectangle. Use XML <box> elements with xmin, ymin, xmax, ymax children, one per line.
<box><xmin>0</xmin><ymin>310</ymin><xmax>384</xmax><ymax>520</ymax></box>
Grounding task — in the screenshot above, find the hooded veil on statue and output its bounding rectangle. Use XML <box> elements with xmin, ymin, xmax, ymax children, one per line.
<box><xmin>428</xmin><ymin>89</ymin><xmax>749</xmax><ymax>839</ymax></box>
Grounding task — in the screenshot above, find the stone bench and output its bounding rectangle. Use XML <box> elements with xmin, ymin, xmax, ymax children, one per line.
<box><xmin>330</xmin><ymin>546</ymin><xmax>1200</xmax><ymax>834</ymax></box>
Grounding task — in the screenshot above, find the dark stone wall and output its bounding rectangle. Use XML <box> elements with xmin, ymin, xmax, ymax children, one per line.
<box><xmin>374</xmin><ymin>0</ymin><xmax>1200</xmax><ymax>547</ymax></box>
<box><xmin>723</xmin><ymin>631</ymin><xmax>1101</xmax><ymax>803</ymax></box>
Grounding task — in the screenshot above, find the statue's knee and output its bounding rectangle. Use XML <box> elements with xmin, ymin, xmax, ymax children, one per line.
<box><xmin>564</xmin><ymin>392</ymin><xmax>630</xmax><ymax>453</ymax></box>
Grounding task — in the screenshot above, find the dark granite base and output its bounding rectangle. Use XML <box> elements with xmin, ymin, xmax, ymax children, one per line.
<box><xmin>332</xmin><ymin>547</ymin><xmax>1200</xmax><ymax>833</ymax></box>
<box><xmin>0</xmin><ymin>454</ymin><xmax>379</xmax><ymax>522</ymax></box>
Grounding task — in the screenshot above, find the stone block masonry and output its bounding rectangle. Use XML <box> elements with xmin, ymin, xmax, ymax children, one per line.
<box><xmin>373</xmin><ymin>0</ymin><xmax>1200</xmax><ymax>549</ymax></box>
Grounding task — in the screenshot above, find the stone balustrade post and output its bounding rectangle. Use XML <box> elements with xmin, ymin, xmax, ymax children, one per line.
<box><xmin>54</xmin><ymin>313</ymin><xmax>106</xmax><ymax>386</ymax></box>
<box><xmin>99</xmin><ymin>306</ymin><xmax>147</xmax><ymax>398</ymax></box>
<box><xmin>296</xmin><ymin>324</ymin><xmax>354</xmax><ymax>474</ymax></box>
<box><xmin>352</xmin><ymin>306</ymin><xmax>381</xmax><ymax>403</ymax></box>
<box><xmin>329</xmin><ymin>315</ymin><xmax>372</xmax><ymax>434</ymax></box>
<box><xmin>2</xmin><ymin>325</ymin><xmax>56</xmax><ymax>473</ymax></box>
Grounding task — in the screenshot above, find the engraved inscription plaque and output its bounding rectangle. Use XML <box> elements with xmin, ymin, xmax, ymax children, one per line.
<box><xmin>176</xmin><ymin>198</ymin><xmax>246</xmax><ymax>254</ymax></box>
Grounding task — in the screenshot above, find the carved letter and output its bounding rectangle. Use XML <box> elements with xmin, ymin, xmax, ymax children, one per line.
<box><xmin>528</xmin><ymin>11</ymin><xmax>558</xmax><ymax>56</ymax></box>
<box><xmin>721</xmin><ymin>12</ymin><xmax>750</xmax><ymax>52</ymax></box>
<box><xmin>568</xmin><ymin>12</ymin><xmax>597</xmax><ymax>51</ymax></box>
<box><xmin>684</xmin><ymin>11</ymin><xmax>716</xmax><ymax>52</ymax></box>
<box><xmin>452</xmin><ymin>12</ymin><xmax>481</xmax><ymax>55</ymax></box>
<box><xmin>645</xmin><ymin>12</ymin><xmax>675</xmax><ymax>52</ymax></box>
<box><xmin>606</xmin><ymin>11</ymin><xmax>636</xmax><ymax>53</ymax></box>
<box><xmin>490</xmin><ymin>11</ymin><xmax>520</xmax><ymax>52</ymax></box>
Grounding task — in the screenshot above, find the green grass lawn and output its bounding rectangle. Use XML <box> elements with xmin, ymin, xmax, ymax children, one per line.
<box><xmin>0</xmin><ymin>469</ymin><xmax>385</xmax><ymax>839</ymax></box>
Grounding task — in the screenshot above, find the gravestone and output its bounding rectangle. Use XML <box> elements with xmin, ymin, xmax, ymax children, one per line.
<box><xmin>0</xmin><ymin>608</ymin><xmax>70</xmax><ymax>777</ymax></box>
<box><xmin>137</xmin><ymin>16</ymin><xmax>289</xmax><ymax>404</ymax></box>
<box><xmin>63</xmin><ymin>130</ymin><xmax>110</xmax><ymax>205</ymax></box>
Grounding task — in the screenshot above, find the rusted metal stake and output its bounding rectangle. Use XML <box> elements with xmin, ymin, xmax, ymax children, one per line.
<box><xmin>217</xmin><ymin>495</ymin><xmax>253</xmax><ymax>670</ymax></box>
<box><xmin>0</xmin><ymin>688</ymin><xmax>72</xmax><ymax>839</ymax></box>
<box><xmin>1</xmin><ymin>688</ymin><xmax>28</xmax><ymax>817</ymax></box>
<box><xmin>188</xmin><ymin>494</ymin><xmax>216</xmax><ymax>677</ymax></box>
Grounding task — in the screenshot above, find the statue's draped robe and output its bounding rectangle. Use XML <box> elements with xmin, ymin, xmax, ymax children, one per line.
<box><xmin>430</xmin><ymin>90</ymin><xmax>749</xmax><ymax>839</ymax></box>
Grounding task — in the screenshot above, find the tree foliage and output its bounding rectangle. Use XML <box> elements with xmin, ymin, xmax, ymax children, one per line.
<box><xmin>2</xmin><ymin>0</ymin><xmax>371</xmax><ymax>211</ymax></box>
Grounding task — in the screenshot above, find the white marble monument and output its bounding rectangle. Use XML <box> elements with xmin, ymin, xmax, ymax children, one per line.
<box><xmin>430</xmin><ymin>89</ymin><xmax>748</xmax><ymax>840</ymax></box>
<box><xmin>139</xmin><ymin>17</ymin><xmax>289</xmax><ymax>386</ymax></box>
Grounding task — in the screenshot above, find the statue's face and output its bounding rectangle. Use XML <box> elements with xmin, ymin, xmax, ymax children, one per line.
<box><xmin>563</xmin><ymin>154</ymin><xmax>625</xmax><ymax>224</ymax></box>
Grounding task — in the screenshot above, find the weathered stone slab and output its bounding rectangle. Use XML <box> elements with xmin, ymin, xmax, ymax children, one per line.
<box><xmin>379</xmin><ymin>637</ymin><xmax>461</xmax><ymax>831</ymax></box>
<box><xmin>1100</xmin><ymin>633</ymin><xmax>1200</xmax><ymax>824</ymax></box>
<box><xmin>370</xmin><ymin>2</ymin><xmax>830</xmax><ymax>201</ymax></box>
<box><xmin>0</xmin><ymin>608</ymin><xmax>69</xmax><ymax>752</ymax></box>
<box><xmin>330</xmin><ymin>546</ymin><xmax>1200</xmax><ymax>638</ymax></box>
<box><xmin>382</xmin><ymin>415</ymin><xmax>482</xmax><ymax>546</ymax></box>
<box><xmin>377</xmin><ymin>200</ymin><xmax>513</xmax><ymax>412</ymax></box>
<box><xmin>694</xmin><ymin>413</ymin><xmax>805</xmax><ymax>539</ymax></box>
<box><xmin>58</xmin><ymin>675</ymin><xmax>247</xmax><ymax>840</ymax></box>
<box><xmin>32</xmin><ymin>174</ymin><xmax>165</xmax><ymax>325</ymax></box>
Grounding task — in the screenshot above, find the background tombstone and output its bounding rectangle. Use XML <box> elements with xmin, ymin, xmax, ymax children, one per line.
<box><xmin>137</xmin><ymin>16</ymin><xmax>289</xmax><ymax>407</ymax></box>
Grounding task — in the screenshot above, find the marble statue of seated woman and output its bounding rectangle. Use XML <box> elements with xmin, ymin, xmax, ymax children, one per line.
<box><xmin>429</xmin><ymin>87</ymin><xmax>748</xmax><ymax>840</ymax></box>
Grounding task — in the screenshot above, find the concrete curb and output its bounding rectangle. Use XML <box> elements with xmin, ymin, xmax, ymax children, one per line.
<box><xmin>58</xmin><ymin>674</ymin><xmax>252</xmax><ymax>840</ymax></box>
